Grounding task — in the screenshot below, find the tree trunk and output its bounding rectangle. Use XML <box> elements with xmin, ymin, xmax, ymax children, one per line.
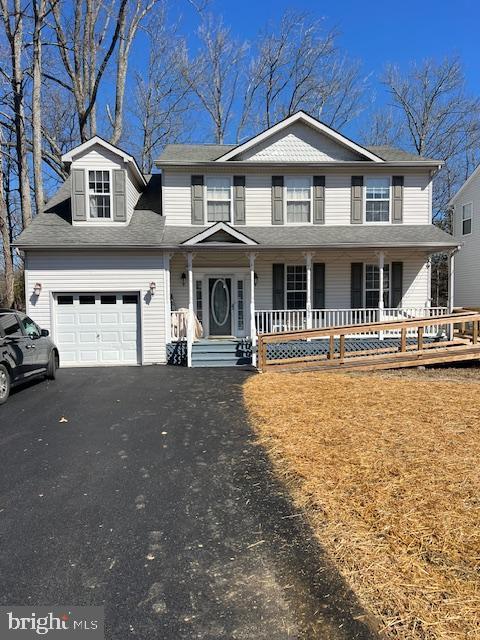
<box><xmin>0</xmin><ymin>147</ymin><xmax>14</xmax><ymax>308</ymax></box>
<box><xmin>1</xmin><ymin>0</ymin><xmax>33</xmax><ymax>228</ymax></box>
<box><xmin>32</xmin><ymin>0</ymin><xmax>46</xmax><ymax>214</ymax></box>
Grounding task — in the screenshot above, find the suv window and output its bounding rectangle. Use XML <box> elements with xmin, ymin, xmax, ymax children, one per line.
<box><xmin>0</xmin><ymin>313</ymin><xmax>23</xmax><ymax>338</ymax></box>
<box><xmin>22</xmin><ymin>316</ymin><xmax>41</xmax><ymax>338</ymax></box>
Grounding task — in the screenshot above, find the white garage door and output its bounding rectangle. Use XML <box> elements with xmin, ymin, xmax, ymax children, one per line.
<box><xmin>54</xmin><ymin>293</ymin><xmax>140</xmax><ymax>366</ymax></box>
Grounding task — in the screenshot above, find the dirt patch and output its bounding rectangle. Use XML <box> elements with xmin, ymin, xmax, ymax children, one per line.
<box><xmin>244</xmin><ymin>370</ymin><xmax>480</xmax><ymax>639</ymax></box>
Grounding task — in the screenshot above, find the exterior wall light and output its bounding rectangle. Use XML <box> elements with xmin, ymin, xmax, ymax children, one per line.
<box><xmin>181</xmin><ymin>272</ymin><xmax>186</xmax><ymax>286</ymax></box>
<box><xmin>149</xmin><ymin>281</ymin><xmax>156</xmax><ymax>295</ymax></box>
<box><xmin>254</xmin><ymin>272</ymin><xmax>258</xmax><ymax>286</ymax></box>
<box><xmin>33</xmin><ymin>282</ymin><xmax>42</xmax><ymax>296</ymax></box>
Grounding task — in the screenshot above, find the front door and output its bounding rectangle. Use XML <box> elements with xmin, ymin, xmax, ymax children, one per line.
<box><xmin>209</xmin><ymin>277</ymin><xmax>232</xmax><ymax>336</ymax></box>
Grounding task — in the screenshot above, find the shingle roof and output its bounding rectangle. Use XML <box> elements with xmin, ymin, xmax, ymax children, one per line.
<box><xmin>14</xmin><ymin>175</ymin><xmax>165</xmax><ymax>249</ymax></box>
<box><xmin>157</xmin><ymin>143</ymin><xmax>438</xmax><ymax>164</ymax></box>
<box><xmin>162</xmin><ymin>224</ymin><xmax>456</xmax><ymax>249</ymax></box>
<box><xmin>157</xmin><ymin>144</ymin><xmax>236</xmax><ymax>163</ymax></box>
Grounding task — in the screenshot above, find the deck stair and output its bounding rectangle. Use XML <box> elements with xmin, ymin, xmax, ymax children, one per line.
<box><xmin>191</xmin><ymin>339</ymin><xmax>252</xmax><ymax>368</ymax></box>
<box><xmin>257</xmin><ymin>312</ymin><xmax>480</xmax><ymax>373</ymax></box>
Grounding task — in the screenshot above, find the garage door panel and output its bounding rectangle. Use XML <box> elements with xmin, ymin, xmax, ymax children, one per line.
<box><xmin>54</xmin><ymin>292</ymin><xmax>139</xmax><ymax>366</ymax></box>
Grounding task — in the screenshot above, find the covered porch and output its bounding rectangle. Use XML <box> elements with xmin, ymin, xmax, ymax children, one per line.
<box><xmin>164</xmin><ymin>246</ymin><xmax>452</xmax><ymax>367</ymax></box>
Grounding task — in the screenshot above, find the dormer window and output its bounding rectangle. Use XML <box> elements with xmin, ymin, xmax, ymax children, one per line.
<box><xmin>88</xmin><ymin>170</ymin><xmax>111</xmax><ymax>219</ymax></box>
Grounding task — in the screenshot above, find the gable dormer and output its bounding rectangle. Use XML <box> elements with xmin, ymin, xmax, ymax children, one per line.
<box><xmin>61</xmin><ymin>137</ymin><xmax>146</xmax><ymax>225</ymax></box>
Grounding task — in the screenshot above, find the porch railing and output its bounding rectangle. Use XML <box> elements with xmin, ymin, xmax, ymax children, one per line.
<box><xmin>255</xmin><ymin>307</ymin><xmax>449</xmax><ymax>338</ymax></box>
<box><xmin>171</xmin><ymin>310</ymin><xmax>188</xmax><ymax>341</ymax></box>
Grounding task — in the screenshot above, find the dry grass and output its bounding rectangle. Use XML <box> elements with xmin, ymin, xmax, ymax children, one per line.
<box><xmin>244</xmin><ymin>370</ymin><xmax>480</xmax><ymax>639</ymax></box>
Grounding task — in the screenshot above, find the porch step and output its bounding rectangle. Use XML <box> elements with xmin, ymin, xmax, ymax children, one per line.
<box><xmin>191</xmin><ymin>340</ymin><xmax>252</xmax><ymax>367</ymax></box>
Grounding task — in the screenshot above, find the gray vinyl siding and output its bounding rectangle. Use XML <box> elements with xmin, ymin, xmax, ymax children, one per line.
<box><xmin>24</xmin><ymin>251</ymin><xmax>166</xmax><ymax>364</ymax></box>
<box><xmin>162</xmin><ymin>169</ymin><xmax>432</xmax><ymax>226</ymax></box>
<box><xmin>452</xmin><ymin>173</ymin><xmax>480</xmax><ymax>306</ymax></box>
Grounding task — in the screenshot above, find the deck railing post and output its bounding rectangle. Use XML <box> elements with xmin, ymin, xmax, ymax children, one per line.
<box><xmin>377</xmin><ymin>250</ymin><xmax>385</xmax><ymax>341</ymax></box>
<box><xmin>417</xmin><ymin>325</ymin><xmax>424</xmax><ymax>351</ymax></box>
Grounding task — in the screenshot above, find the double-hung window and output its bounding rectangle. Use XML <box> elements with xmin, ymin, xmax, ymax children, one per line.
<box><xmin>206</xmin><ymin>176</ymin><xmax>231</xmax><ymax>222</ymax></box>
<box><xmin>365</xmin><ymin>264</ymin><xmax>390</xmax><ymax>307</ymax></box>
<box><xmin>286</xmin><ymin>265</ymin><xmax>307</xmax><ymax>309</ymax></box>
<box><xmin>365</xmin><ymin>177</ymin><xmax>390</xmax><ymax>222</ymax></box>
<box><xmin>286</xmin><ymin>177</ymin><xmax>311</xmax><ymax>223</ymax></box>
<box><xmin>462</xmin><ymin>203</ymin><xmax>472</xmax><ymax>235</ymax></box>
<box><xmin>88</xmin><ymin>170</ymin><xmax>111</xmax><ymax>218</ymax></box>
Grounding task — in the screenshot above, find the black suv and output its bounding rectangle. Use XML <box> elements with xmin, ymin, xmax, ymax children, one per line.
<box><xmin>0</xmin><ymin>309</ymin><xmax>59</xmax><ymax>404</ymax></box>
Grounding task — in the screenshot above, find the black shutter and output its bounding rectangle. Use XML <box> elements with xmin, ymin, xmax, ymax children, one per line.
<box><xmin>313</xmin><ymin>263</ymin><xmax>325</xmax><ymax>308</ymax></box>
<box><xmin>391</xmin><ymin>262</ymin><xmax>403</xmax><ymax>308</ymax></box>
<box><xmin>351</xmin><ymin>263</ymin><xmax>363</xmax><ymax>308</ymax></box>
<box><xmin>272</xmin><ymin>264</ymin><xmax>285</xmax><ymax>309</ymax></box>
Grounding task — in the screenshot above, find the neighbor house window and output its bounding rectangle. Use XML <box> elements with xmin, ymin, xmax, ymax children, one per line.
<box><xmin>88</xmin><ymin>170</ymin><xmax>111</xmax><ymax>218</ymax></box>
<box><xmin>286</xmin><ymin>177</ymin><xmax>311</xmax><ymax>223</ymax></box>
<box><xmin>365</xmin><ymin>264</ymin><xmax>390</xmax><ymax>307</ymax></box>
<box><xmin>366</xmin><ymin>177</ymin><xmax>390</xmax><ymax>222</ymax></box>
<box><xmin>206</xmin><ymin>176</ymin><xmax>231</xmax><ymax>222</ymax></box>
<box><xmin>286</xmin><ymin>265</ymin><xmax>307</xmax><ymax>309</ymax></box>
<box><xmin>462</xmin><ymin>203</ymin><xmax>472</xmax><ymax>235</ymax></box>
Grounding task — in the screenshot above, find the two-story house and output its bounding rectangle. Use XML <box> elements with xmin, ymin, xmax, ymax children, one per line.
<box><xmin>15</xmin><ymin>111</ymin><xmax>457</xmax><ymax>367</ymax></box>
<box><xmin>449</xmin><ymin>163</ymin><xmax>480</xmax><ymax>308</ymax></box>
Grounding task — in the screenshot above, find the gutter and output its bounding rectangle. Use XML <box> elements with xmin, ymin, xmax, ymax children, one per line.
<box><xmin>156</xmin><ymin>161</ymin><xmax>444</xmax><ymax>169</ymax></box>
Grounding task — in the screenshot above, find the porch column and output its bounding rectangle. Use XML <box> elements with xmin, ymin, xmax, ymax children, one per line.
<box><xmin>377</xmin><ymin>250</ymin><xmax>385</xmax><ymax>340</ymax></box>
<box><xmin>249</xmin><ymin>252</ymin><xmax>257</xmax><ymax>366</ymax></box>
<box><xmin>164</xmin><ymin>252</ymin><xmax>172</xmax><ymax>344</ymax></box>
<box><xmin>187</xmin><ymin>252</ymin><xmax>194</xmax><ymax>367</ymax></box>
<box><xmin>304</xmin><ymin>252</ymin><xmax>313</xmax><ymax>329</ymax></box>
<box><xmin>448</xmin><ymin>249</ymin><xmax>456</xmax><ymax>340</ymax></box>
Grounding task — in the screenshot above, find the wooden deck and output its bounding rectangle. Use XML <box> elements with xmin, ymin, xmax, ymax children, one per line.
<box><xmin>257</xmin><ymin>312</ymin><xmax>480</xmax><ymax>373</ymax></box>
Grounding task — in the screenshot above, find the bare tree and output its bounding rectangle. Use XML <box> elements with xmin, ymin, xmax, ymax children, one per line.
<box><xmin>131</xmin><ymin>13</ymin><xmax>191</xmax><ymax>172</ymax></box>
<box><xmin>0</xmin><ymin>133</ymin><xmax>14</xmax><ymax>307</ymax></box>
<box><xmin>237</xmin><ymin>12</ymin><xmax>366</xmax><ymax>141</ymax></box>
<box><xmin>180</xmin><ymin>14</ymin><xmax>248</xmax><ymax>143</ymax></box>
<box><xmin>108</xmin><ymin>0</ymin><xmax>157</xmax><ymax>145</ymax></box>
<box><xmin>49</xmin><ymin>0</ymin><xmax>128</xmax><ymax>142</ymax></box>
<box><xmin>0</xmin><ymin>0</ymin><xmax>33</xmax><ymax>228</ymax></box>
<box><xmin>31</xmin><ymin>0</ymin><xmax>47</xmax><ymax>213</ymax></box>
<box><xmin>366</xmin><ymin>58</ymin><xmax>480</xmax><ymax>216</ymax></box>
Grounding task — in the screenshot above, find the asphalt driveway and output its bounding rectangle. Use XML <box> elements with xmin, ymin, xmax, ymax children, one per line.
<box><xmin>0</xmin><ymin>367</ymin><xmax>377</xmax><ymax>639</ymax></box>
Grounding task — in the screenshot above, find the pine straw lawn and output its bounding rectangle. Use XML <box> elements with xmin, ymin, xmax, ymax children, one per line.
<box><xmin>243</xmin><ymin>370</ymin><xmax>480</xmax><ymax>639</ymax></box>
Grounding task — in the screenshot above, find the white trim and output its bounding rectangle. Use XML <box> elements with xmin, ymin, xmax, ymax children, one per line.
<box><xmin>461</xmin><ymin>202</ymin><xmax>473</xmax><ymax>236</ymax></box>
<box><xmin>448</xmin><ymin>162</ymin><xmax>480</xmax><ymax>207</ymax></box>
<box><xmin>85</xmin><ymin>167</ymin><xmax>113</xmax><ymax>221</ymax></box>
<box><xmin>204</xmin><ymin>175</ymin><xmax>233</xmax><ymax>224</ymax></box>
<box><xmin>284</xmin><ymin>175</ymin><xmax>313</xmax><ymax>225</ymax></box>
<box><xmin>364</xmin><ymin>176</ymin><xmax>392</xmax><ymax>224</ymax></box>
<box><xmin>364</xmin><ymin>262</ymin><xmax>391</xmax><ymax>308</ymax></box>
<box><xmin>61</xmin><ymin>136</ymin><xmax>146</xmax><ymax>186</ymax></box>
<box><xmin>215</xmin><ymin>111</ymin><xmax>385</xmax><ymax>163</ymax></box>
<box><xmin>181</xmin><ymin>221</ymin><xmax>257</xmax><ymax>246</ymax></box>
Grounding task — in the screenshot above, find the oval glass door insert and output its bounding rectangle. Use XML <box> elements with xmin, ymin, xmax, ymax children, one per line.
<box><xmin>211</xmin><ymin>278</ymin><xmax>230</xmax><ymax>327</ymax></box>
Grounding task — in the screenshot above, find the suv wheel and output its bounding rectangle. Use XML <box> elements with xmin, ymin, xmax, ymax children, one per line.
<box><xmin>0</xmin><ymin>364</ymin><xmax>10</xmax><ymax>404</ymax></box>
<box><xmin>46</xmin><ymin>351</ymin><xmax>58</xmax><ymax>380</ymax></box>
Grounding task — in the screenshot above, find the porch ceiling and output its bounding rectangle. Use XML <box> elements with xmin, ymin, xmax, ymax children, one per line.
<box><xmin>162</xmin><ymin>224</ymin><xmax>458</xmax><ymax>252</ymax></box>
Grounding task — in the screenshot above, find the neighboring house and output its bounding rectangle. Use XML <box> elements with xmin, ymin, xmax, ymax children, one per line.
<box><xmin>449</xmin><ymin>164</ymin><xmax>480</xmax><ymax>308</ymax></box>
<box><xmin>15</xmin><ymin>111</ymin><xmax>458</xmax><ymax>367</ymax></box>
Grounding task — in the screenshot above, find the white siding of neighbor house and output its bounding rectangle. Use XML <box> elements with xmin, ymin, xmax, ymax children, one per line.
<box><xmin>24</xmin><ymin>251</ymin><xmax>166</xmax><ymax>364</ymax></box>
<box><xmin>452</xmin><ymin>172</ymin><xmax>480</xmax><ymax>307</ymax></box>
<box><xmin>169</xmin><ymin>250</ymin><xmax>430</xmax><ymax>312</ymax></box>
<box><xmin>236</xmin><ymin>122</ymin><xmax>363</xmax><ymax>162</ymax></box>
<box><xmin>70</xmin><ymin>143</ymin><xmax>142</xmax><ymax>224</ymax></box>
<box><xmin>162</xmin><ymin>170</ymin><xmax>432</xmax><ymax>227</ymax></box>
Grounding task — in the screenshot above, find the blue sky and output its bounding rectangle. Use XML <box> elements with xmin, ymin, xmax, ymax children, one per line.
<box><xmin>156</xmin><ymin>0</ymin><xmax>480</xmax><ymax>142</ymax></box>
